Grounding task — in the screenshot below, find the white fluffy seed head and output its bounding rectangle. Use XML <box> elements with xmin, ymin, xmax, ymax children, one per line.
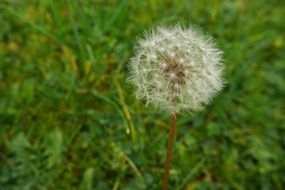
<box><xmin>128</xmin><ymin>25</ymin><xmax>225</xmax><ymax>114</ymax></box>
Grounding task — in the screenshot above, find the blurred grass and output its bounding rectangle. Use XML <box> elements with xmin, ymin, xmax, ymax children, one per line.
<box><xmin>0</xmin><ymin>0</ymin><xmax>284</xmax><ymax>189</ymax></box>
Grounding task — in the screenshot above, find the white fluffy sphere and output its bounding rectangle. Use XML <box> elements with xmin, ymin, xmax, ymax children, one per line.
<box><xmin>128</xmin><ymin>25</ymin><xmax>225</xmax><ymax>113</ymax></box>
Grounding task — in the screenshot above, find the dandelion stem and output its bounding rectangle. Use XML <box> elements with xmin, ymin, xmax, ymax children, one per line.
<box><xmin>162</xmin><ymin>112</ymin><xmax>176</xmax><ymax>190</ymax></box>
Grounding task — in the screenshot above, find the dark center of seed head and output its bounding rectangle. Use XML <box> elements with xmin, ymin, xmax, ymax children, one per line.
<box><xmin>162</xmin><ymin>57</ymin><xmax>187</xmax><ymax>89</ymax></box>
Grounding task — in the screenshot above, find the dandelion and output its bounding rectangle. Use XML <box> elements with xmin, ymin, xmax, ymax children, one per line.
<box><xmin>128</xmin><ymin>25</ymin><xmax>225</xmax><ymax>190</ymax></box>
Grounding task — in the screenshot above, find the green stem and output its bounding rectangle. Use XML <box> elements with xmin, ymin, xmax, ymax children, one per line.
<box><xmin>162</xmin><ymin>112</ymin><xmax>176</xmax><ymax>190</ymax></box>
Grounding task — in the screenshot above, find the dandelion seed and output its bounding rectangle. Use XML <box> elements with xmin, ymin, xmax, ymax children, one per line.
<box><xmin>169</xmin><ymin>52</ymin><xmax>175</xmax><ymax>57</ymax></box>
<box><xmin>178</xmin><ymin>58</ymin><xmax>184</xmax><ymax>63</ymax></box>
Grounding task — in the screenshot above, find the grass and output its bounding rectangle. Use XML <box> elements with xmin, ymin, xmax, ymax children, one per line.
<box><xmin>0</xmin><ymin>0</ymin><xmax>284</xmax><ymax>189</ymax></box>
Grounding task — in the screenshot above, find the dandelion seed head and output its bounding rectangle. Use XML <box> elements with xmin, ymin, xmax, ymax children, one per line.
<box><xmin>128</xmin><ymin>25</ymin><xmax>225</xmax><ymax>113</ymax></box>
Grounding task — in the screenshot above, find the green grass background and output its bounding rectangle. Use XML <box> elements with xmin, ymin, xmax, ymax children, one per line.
<box><xmin>0</xmin><ymin>0</ymin><xmax>284</xmax><ymax>189</ymax></box>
